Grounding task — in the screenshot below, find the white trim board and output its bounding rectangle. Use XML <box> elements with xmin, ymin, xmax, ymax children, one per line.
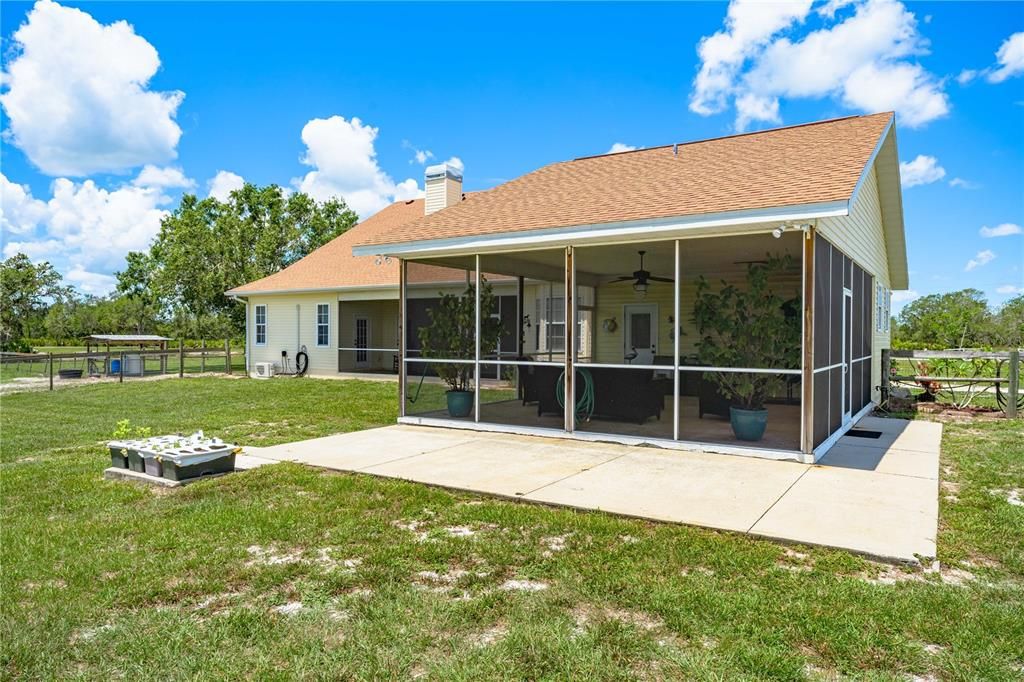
<box><xmin>353</xmin><ymin>200</ymin><xmax>849</xmax><ymax>259</ymax></box>
<box><xmin>397</xmin><ymin>416</ymin><xmax>807</xmax><ymax>463</ymax></box>
<box><xmin>812</xmin><ymin>401</ymin><xmax>876</xmax><ymax>462</ymax></box>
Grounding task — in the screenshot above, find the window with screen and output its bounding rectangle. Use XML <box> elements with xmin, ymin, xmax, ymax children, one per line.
<box><xmin>316</xmin><ymin>303</ymin><xmax>330</xmax><ymax>347</ymax></box>
<box><xmin>255</xmin><ymin>304</ymin><xmax>267</xmax><ymax>345</ymax></box>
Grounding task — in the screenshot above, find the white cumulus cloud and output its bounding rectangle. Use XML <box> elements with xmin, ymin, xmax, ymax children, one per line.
<box><xmin>607</xmin><ymin>142</ymin><xmax>638</xmax><ymax>154</ymax></box>
<box><xmin>690</xmin><ymin>0</ymin><xmax>949</xmax><ymax>130</ymax></box>
<box><xmin>442</xmin><ymin>156</ymin><xmax>465</xmax><ymax>174</ymax></box>
<box><xmin>64</xmin><ymin>265</ymin><xmax>117</xmax><ymax>296</ymax></box>
<box><xmin>996</xmin><ymin>284</ymin><xmax>1024</xmax><ymax>295</ymax></box>
<box><xmin>988</xmin><ymin>31</ymin><xmax>1024</xmax><ymax>83</ymax></box>
<box><xmin>899</xmin><ymin>154</ymin><xmax>945</xmax><ymax>187</ymax></box>
<box><xmin>207</xmin><ymin>170</ymin><xmax>246</xmax><ymax>202</ymax></box>
<box><xmin>0</xmin><ymin>0</ymin><xmax>184</xmax><ymax>176</ymax></box>
<box><xmin>980</xmin><ymin>223</ymin><xmax>1022</xmax><ymax>238</ymax></box>
<box><xmin>0</xmin><ymin>175</ymin><xmax>49</xmax><ymax>235</ymax></box>
<box><xmin>293</xmin><ymin>116</ymin><xmax>421</xmax><ymax>218</ymax></box>
<box><xmin>965</xmin><ymin>249</ymin><xmax>996</xmax><ymax>272</ymax></box>
<box><xmin>0</xmin><ymin>169</ymin><xmax>178</xmax><ymax>294</ymax></box>
<box><xmin>402</xmin><ymin>141</ymin><xmax>435</xmax><ymax>165</ymax></box>
<box><xmin>948</xmin><ymin>177</ymin><xmax>979</xmax><ymax>189</ymax></box>
<box><xmin>891</xmin><ymin>289</ymin><xmax>920</xmax><ymax>303</ymax></box>
<box><xmin>133</xmin><ymin>165</ymin><xmax>194</xmax><ymax>189</ymax></box>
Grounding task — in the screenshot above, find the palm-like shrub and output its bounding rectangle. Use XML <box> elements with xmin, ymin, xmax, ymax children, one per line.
<box><xmin>418</xmin><ymin>278</ymin><xmax>503</xmax><ymax>393</ymax></box>
<box><xmin>692</xmin><ymin>255</ymin><xmax>801</xmax><ymax>410</ymax></box>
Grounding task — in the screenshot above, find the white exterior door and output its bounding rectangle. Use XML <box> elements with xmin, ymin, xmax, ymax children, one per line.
<box><xmin>623</xmin><ymin>304</ymin><xmax>658</xmax><ymax>365</ymax></box>
<box><xmin>354</xmin><ymin>316</ymin><xmax>370</xmax><ymax>368</ymax></box>
<box><xmin>842</xmin><ymin>288</ymin><xmax>853</xmax><ymax>424</ymax></box>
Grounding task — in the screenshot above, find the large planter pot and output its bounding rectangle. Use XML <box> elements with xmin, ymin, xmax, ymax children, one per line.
<box><xmin>445</xmin><ymin>390</ymin><xmax>474</xmax><ymax>418</ymax></box>
<box><xmin>729</xmin><ymin>407</ymin><xmax>768</xmax><ymax>442</ymax></box>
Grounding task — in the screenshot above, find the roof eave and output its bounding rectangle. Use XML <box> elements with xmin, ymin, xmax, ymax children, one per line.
<box><xmin>352</xmin><ymin>199</ymin><xmax>851</xmax><ymax>259</ymax></box>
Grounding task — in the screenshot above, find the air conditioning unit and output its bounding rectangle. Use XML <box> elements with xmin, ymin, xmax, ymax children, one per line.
<box><xmin>253</xmin><ymin>362</ymin><xmax>275</xmax><ymax>379</ymax></box>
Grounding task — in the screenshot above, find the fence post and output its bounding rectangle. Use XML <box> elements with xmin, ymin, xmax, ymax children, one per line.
<box><xmin>179</xmin><ymin>340</ymin><xmax>185</xmax><ymax>378</ymax></box>
<box><xmin>119</xmin><ymin>351</ymin><xmax>125</xmax><ymax>383</ymax></box>
<box><xmin>1008</xmin><ymin>350</ymin><xmax>1020</xmax><ymax>420</ymax></box>
<box><xmin>225</xmin><ymin>339</ymin><xmax>232</xmax><ymax>374</ymax></box>
<box><xmin>880</xmin><ymin>348</ymin><xmax>891</xmax><ymax>406</ymax></box>
<box><xmin>49</xmin><ymin>353</ymin><xmax>54</xmax><ymax>391</ymax></box>
<box><xmin>201</xmin><ymin>339</ymin><xmax>206</xmax><ymax>373</ymax></box>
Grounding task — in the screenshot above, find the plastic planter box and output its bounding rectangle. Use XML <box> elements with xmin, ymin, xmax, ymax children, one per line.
<box><xmin>143</xmin><ymin>455</ymin><xmax>163</xmax><ymax>478</ymax></box>
<box><xmin>108</xmin><ymin>441</ymin><xmax>130</xmax><ymax>469</ymax></box>
<box><xmin>126</xmin><ymin>447</ymin><xmax>146</xmax><ymax>473</ymax></box>
<box><xmin>160</xmin><ymin>446</ymin><xmax>237</xmax><ymax>482</ymax></box>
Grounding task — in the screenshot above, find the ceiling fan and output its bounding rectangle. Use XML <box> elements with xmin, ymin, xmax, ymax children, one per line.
<box><xmin>609</xmin><ymin>250</ymin><xmax>673</xmax><ymax>294</ymax></box>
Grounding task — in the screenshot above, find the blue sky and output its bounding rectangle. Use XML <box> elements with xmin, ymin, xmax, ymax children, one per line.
<box><xmin>1</xmin><ymin>1</ymin><xmax>1021</xmax><ymax>310</ymax></box>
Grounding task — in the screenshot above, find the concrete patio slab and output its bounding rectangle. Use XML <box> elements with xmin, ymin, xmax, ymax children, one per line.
<box><xmin>363</xmin><ymin>436</ymin><xmax>626</xmax><ymax>497</ymax></box>
<box><xmin>845</xmin><ymin>417</ymin><xmax>943</xmax><ymax>454</ymax></box>
<box><xmin>525</xmin><ymin>448</ymin><xmax>807</xmax><ymax>532</ymax></box>
<box><xmin>252</xmin><ymin>425</ymin><xmax>479</xmax><ymax>471</ymax></box>
<box><xmin>250</xmin><ymin>415</ymin><xmax>941</xmax><ymax>563</ymax></box>
<box><xmin>818</xmin><ymin>443</ymin><xmax>939</xmax><ymax>480</ymax></box>
<box><xmin>750</xmin><ymin>465</ymin><xmax>938</xmax><ymax>561</ymax></box>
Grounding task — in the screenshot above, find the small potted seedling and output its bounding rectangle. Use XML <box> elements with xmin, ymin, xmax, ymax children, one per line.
<box><xmin>108</xmin><ymin>420</ymin><xmax>152</xmax><ymax>470</ymax></box>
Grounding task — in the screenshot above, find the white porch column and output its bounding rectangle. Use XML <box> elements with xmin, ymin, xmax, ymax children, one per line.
<box><xmin>474</xmin><ymin>255</ymin><xmax>481</xmax><ymax>423</ymax></box>
<box><xmin>673</xmin><ymin>240</ymin><xmax>680</xmax><ymax>441</ymax></box>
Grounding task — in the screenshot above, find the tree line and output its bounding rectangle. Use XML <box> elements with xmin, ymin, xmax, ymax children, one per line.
<box><xmin>0</xmin><ymin>184</ymin><xmax>357</xmax><ymax>351</ymax></box>
<box><xmin>892</xmin><ymin>288</ymin><xmax>1023</xmax><ymax>350</ymax></box>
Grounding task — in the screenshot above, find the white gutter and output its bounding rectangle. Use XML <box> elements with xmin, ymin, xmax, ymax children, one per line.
<box><xmin>351</xmin><ymin>199</ymin><xmax>850</xmax><ymax>259</ymax></box>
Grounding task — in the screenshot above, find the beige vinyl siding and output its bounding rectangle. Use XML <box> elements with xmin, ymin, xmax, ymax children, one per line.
<box><xmin>590</xmin><ymin>270</ymin><xmax>799</xmax><ymax>365</ymax></box>
<box><xmin>246</xmin><ymin>294</ymin><xmax>398</xmax><ymax>376</ymax></box>
<box><xmin>817</xmin><ymin>164</ymin><xmax>891</xmax><ymax>403</ymax></box>
<box><xmin>246</xmin><ymin>294</ymin><xmax>339</xmax><ymax>375</ymax></box>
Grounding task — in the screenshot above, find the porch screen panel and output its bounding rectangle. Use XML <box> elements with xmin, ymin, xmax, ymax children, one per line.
<box><xmin>337</xmin><ymin>300</ymin><xmax>399</xmax><ymax>375</ymax></box>
<box><xmin>403</xmin><ymin>258</ymin><xmax>478</xmax><ymax>420</ymax></box>
<box><xmin>476</xmin><ymin>250</ymin><xmax>567</xmax><ymax>433</ymax></box>
<box><xmin>572</xmin><ymin>241</ymin><xmax>677</xmax><ymax>443</ymax></box>
<box><xmin>812</xmin><ymin>234</ymin><xmax>876</xmax><ymax>450</ymax></box>
<box><xmin>812</xmin><ymin>236</ymin><xmax>833</xmax><ymax>448</ymax></box>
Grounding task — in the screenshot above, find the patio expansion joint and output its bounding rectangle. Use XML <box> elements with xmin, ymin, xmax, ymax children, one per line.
<box><xmin>353</xmin><ymin>438</ymin><xmax>482</xmax><ymax>473</ymax></box>
<box><xmin>517</xmin><ymin>452</ymin><xmax>629</xmax><ymax>498</ymax></box>
<box><xmin>745</xmin><ymin>466</ymin><xmax>811</xmax><ymax>534</ymax></box>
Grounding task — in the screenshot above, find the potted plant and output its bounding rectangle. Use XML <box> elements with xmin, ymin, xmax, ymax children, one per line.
<box><xmin>692</xmin><ymin>255</ymin><xmax>801</xmax><ymax>441</ymax></box>
<box><xmin>108</xmin><ymin>419</ymin><xmax>152</xmax><ymax>469</ymax></box>
<box><xmin>417</xmin><ymin>278</ymin><xmax>503</xmax><ymax>417</ymax></box>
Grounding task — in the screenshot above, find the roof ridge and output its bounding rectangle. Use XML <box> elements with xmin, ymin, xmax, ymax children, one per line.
<box><xmin>572</xmin><ymin>111</ymin><xmax>894</xmax><ymax>161</ymax></box>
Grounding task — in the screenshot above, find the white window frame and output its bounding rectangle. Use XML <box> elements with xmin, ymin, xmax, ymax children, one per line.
<box><xmin>315</xmin><ymin>302</ymin><xmax>330</xmax><ymax>347</ymax></box>
<box><xmin>875</xmin><ymin>283</ymin><xmax>884</xmax><ymax>333</ymax></box>
<box><xmin>875</xmin><ymin>283</ymin><xmax>891</xmax><ymax>333</ymax></box>
<box><xmin>883</xmin><ymin>288</ymin><xmax>891</xmax><ymax>333</ymax></box>
<box><xmin>254</xmin><ymin>304</ymin><xmax>267</xmax><ymax>346</ymax></box>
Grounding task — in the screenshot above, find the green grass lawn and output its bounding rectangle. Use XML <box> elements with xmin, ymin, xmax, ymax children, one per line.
<box><xmin>2</xmin><ymin>377</ymin><xmax>1022</xmax><ymax>680</ymax></box>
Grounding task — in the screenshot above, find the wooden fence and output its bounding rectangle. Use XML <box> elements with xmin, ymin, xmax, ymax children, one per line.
<box><xmin>881</xmin><ymin>348</ymin><xmax>1021</xmax><ymax>418</ymax></box>
<box><xmin>1</xmin><ymin>340</ymin><xmax>239</xmax><ymax>391</ymax></box>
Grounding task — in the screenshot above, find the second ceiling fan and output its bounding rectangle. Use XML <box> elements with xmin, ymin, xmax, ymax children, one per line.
<box><xmin>609</xmin><ymin>250</ymin><xmax>673</xmax><ymax>294</ymax></box>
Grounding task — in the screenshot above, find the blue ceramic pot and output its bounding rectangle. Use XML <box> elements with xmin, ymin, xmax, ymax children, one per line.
<box><xmin>446</xmin><ymin>390</ymin><xmax>474</xmax><ymax>418</ymax></box>
<box><xmin>729</xmin><ymin>407</ymin><xmax>768</xmax><ymax>441</ymax></box>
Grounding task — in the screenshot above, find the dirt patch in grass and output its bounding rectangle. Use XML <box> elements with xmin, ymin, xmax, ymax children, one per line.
<box><xmin>467</xmin><ymin>621</ymin><xmax>509</xmax><ymax>648</ymax></box>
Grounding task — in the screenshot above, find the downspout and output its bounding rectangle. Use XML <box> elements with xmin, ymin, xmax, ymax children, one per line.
<box><xmin>231</xmin><ymin>295</ymin><xmax>250</xmax><ymax>376</ymax></box>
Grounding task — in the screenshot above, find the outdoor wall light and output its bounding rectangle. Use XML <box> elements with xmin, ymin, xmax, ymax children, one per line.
<box><xmin>772</xmin><ymin>223</ymin><xmax>811</xmax><ymax>239</ymax></box>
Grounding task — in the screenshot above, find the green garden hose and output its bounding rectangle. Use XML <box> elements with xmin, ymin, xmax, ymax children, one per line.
<box><xmin>557</xmin><ymin>367</ymin><xmax>595</xmax><ymax>426</ymax></box>
<box><xmin>407</xmin><ymin>362</ymin><xmax>429</xmax><ymax>404</ymax></box>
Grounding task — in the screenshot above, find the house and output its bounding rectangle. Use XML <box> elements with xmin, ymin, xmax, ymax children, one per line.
<box><xmin>233</xmin><ymin>112</ymin><xmax>907</xmax><ymax>463</ymax></box>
